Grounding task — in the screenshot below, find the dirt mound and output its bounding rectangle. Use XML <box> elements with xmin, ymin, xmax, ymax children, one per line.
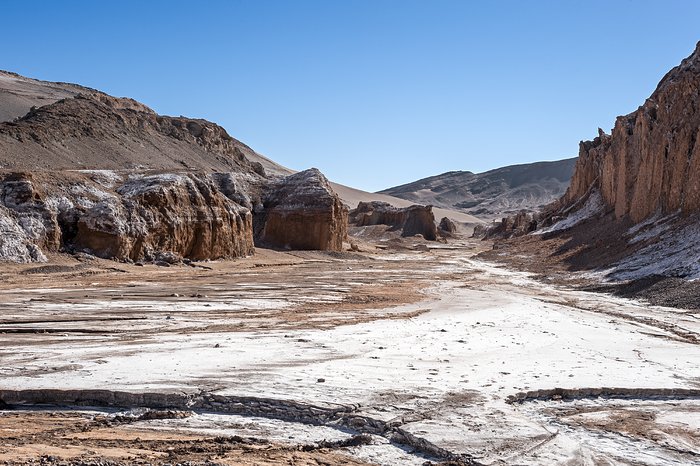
<box><xmin>0</xmin><ymin>92</ymin><xmax>267</xmax><ymax>174</ymax></box>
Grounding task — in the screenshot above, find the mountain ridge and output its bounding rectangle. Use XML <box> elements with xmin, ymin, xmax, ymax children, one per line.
<box><xmin>380</xmin><ymin>158</ymin><xmax>576</xmax><ymax>220</ymax></box>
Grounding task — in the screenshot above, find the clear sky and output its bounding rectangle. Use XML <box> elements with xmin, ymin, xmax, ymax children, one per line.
<box><xmin>3</xmin><ymin>1</ymin><xmax>700</xmax><ymax>191</ymax></box>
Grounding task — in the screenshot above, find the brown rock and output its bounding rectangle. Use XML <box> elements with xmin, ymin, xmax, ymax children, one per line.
<box><xmin>0</xmin><ymin>171</ymin><xmax>256</xmax><ymax>262</ymax></box>
<box><xmin>349</xmin><ymin>201</ymin><xmax>438</xmax><ymax>240</ymax></box>
<box><xmin>73</xmin><ymin>173</ymin><xmax>254</xmax><ymax>261</ymax></box>
<box><xmin>438</xmin><ymin>217</ymin><xmax>457</xmax><ymax>234</ymax></box>
<box><xmin>255</xmin><ymin>169</ymin><xmax>348</xmax><ymax>251</ymax></box>
<box><xmin>565</xmin><ymin>41</ymin><xmax>700</xmax><ymax>223</ymax></box>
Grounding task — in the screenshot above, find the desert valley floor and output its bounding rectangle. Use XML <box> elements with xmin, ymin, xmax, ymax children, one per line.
<box><xmin>0</xmin><ymin>238</ymin><xmax>698</xmax><ymax>465</ymax></box>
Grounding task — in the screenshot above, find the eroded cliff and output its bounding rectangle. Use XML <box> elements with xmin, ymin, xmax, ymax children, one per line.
<box><xmin>565</xmin><ymin>41</ymin><xmax>700</xmax><ymax>223</ymax></box>
<box><xmin>255</xmin><ymin>169</ymin><xmax>348</xmax><ymax>251</ymax></box>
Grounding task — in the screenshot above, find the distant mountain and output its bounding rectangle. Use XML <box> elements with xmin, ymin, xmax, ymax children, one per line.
<box><xmin>379</xmin><ymin>158</ymin><xmax>577</xmax><ymax>220</ymax></box>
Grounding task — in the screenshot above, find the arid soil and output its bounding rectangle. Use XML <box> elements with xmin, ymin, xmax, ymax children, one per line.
<box><xmin>1</xmin><ymin>237</ymin><xmax>699</xmax><ymax>465</ymax></box>
<box><xmin>479</xmin><ymin>214</ymin><xmax>700</xmax><ymax>310</ymax></box>
<box><xmin>0</xmin><ymin>410</ymin><xmax>372</xmax><ymax>465</ymax></box>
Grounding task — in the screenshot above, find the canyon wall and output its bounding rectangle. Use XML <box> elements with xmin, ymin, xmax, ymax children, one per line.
<box><xmin>565</xmin><ymin>41</ymin><xmax>700</xmax><ymax>223</ymax></box>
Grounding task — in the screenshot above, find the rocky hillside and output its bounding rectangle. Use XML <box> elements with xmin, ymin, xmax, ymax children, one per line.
<box><xmin>0</xmin><ymin>70</ymin><xmax>291</xmax><ymax>177</ymax></box>
<box><xmin>490</xmin><ymin>41</ymin><xmax>700</xmax><ymax>281</ymax></box>
<box><xmin>380</xmin><ymin>158</ymin><xmax>576</xmax><ymax>220</ymax></box>
<box><xmin>0</xmin><ymin>71</ymin><xmax>344</xmax><ymax>262</ymax></box>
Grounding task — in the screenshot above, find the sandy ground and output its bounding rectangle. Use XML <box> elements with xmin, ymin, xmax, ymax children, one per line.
<box><xmin>0</xmin><ymin>238</ymin><xmax>699</xmax><ymax>465</ymax></box>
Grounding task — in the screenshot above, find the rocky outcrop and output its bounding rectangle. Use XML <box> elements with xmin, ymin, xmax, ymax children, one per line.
<box><xmin>73</xmin><ymin>173</ymin><xmax>255</xmax><ymax>261</ymax></box>
<box><xmin>482</xmin><ymin>43</ymin><xmax>700</xmax><ymax>282</ymax></box>
<box><xmin>349</xmin><ymin>201</ymin><xmax>438</xmax><ymax>240</ymax></box>
<box><xmin>484</xmin><ymin>211</ymin><xmax>542</xmax><ymax>239</ymax></box>
<box><xmin>254</xmin><ymin>169</ymin><xmax>348</xmax><ymax>251</ymax></box>
<box><xmin>0</xmin><ymin>70</ymin><xmax>354</xmax><ymax>262</ymax></box>
<box><xmin>438</xmin><ymin>217</ymin><xmax>457</xmax><ymax>235</ymax></box>
<box><xmin>0</xmin><ymin>167</ymin><xmax>354</xmax><ymax>262</ymax></box>
<box><xmin>0</xmin><ymin>171</ymin><xmax>256</xmax><ymax>262</ymax></box>
<box><xmin>564</xmin><ymin>41</ymin><xmax>700</xmax><ymax>223</ymax></box>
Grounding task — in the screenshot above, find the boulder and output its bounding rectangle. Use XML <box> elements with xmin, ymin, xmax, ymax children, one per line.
<box><xmin>349</xmin><ymin>201</ymin><xmax>438</xmax><ymax>241</ymax></box>
<box><xmin>254</xmin><ymin>169</ymin><xmax>348</xmax><ymax>251</ymax></box>
<box><xmin>438</xmin><ymin>217</ymin><xmax>457</xmax><ymax>235</ymax></box>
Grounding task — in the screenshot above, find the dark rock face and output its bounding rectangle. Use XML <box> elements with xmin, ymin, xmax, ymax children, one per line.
<box><xmin>255</xmin><ymin>169</ymin><xmax>348</xmax><ymax>251</ymax></box>
<box><xmin>438</xmin><ymin>217</ymin><xmax>457</xmax><ymax>235</ymax></box>
<box><xmin>565</xmin><ymin>42</ymin><xmax>700</xmax><ymax>223</ymax></box>
<box><xmin>484</xmin><ymin>211</ymin><xmax>539</xmax><ymax>239</ymax></box>
<box><xmin>349</xmin><ymin>201</ymin><xmax>438</xmax><ymax>240</ymax></box>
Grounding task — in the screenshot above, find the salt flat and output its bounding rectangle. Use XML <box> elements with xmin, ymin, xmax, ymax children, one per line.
<box><xmin>0</xmin><ymin>241</ymin><xmax>698</xmax><ymax>465</ymax></box>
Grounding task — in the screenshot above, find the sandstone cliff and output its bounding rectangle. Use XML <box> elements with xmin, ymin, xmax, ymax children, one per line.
<box><xmin>565</xmin><ymin>41</ymin><xmax>700</xmax><ymax>223</ymax></box>
<box><xmin>487</xmin><ymin>42</ymin><xmax>700</xmax><ymax>280</ymax></box>
<box><xmin>255</xmin><ymin>169</ymin><xmax>348</xmax><ymax>251</ymax></box>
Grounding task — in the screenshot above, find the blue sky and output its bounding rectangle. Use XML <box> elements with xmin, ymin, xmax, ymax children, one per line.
<box><xmin>3</xmin><ymin>1</ymin><xmax>700</xmax><ymax>191</ymax></box>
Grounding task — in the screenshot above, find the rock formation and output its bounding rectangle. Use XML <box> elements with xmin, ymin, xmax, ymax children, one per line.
<box><xmin>0</xmin><ymin>71</ymin><xmax>348</xmax><ymax>262</ymax></box>
<box><xmin>484</xmin><ymin>42</ymin><xmax>700</xmax><ymax>281</ymax></box>
<box><xmin>73</xmin><ymin>173</ymin><xmax>255</xmax><ymax>261</ymax></box>
<box><xmin>564</xmin><ymin>41</ymin><xmax>700</xmax><ymax>223</ymax></box>
<box><xmin>0</xmin><ymin>171</ymin><xmax>255</xmax><ymax>262</ymax></box>
<box><xmin>349</xmin><ymin>201</ymin><xmax>438</xmax><ymax>240</ymax></box>
<box><xmin>438</xmin><ymin>217</ymin><xmax>457</xmax><ymax>235</ymax></box>
<box><xmin>254</xmin><ymin>169</ymin><xmax>348</xmax><ymax>251</ymax></box>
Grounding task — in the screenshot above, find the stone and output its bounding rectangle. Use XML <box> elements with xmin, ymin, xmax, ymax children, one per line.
<box><xmin>73</xmin><ymin>172</ymin><xmax>255</xmax><ymax>261</ymax></box>
<box><xmin>563</xmin><ymin>41</ymin><xmax>700</xmax><ymax>223</ymax></box>
<box><xmin>348</xmin><ymin>201</ymin><xmax>438</xmax><ymax>241</ymax></box>
<box><xmin>254</xmin><ymin>169</ymin><xmax>348</xmax><ymax>251</ymax></box>
<box><xmin>438</xmin><ymin>216</ymin><xmax>457</xmax><ymax>235</ymax></box>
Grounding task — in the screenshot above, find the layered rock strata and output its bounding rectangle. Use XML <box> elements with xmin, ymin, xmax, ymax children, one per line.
<box><xmin>0</xmin><ymin>74</ymin><xmax>350</xmax><ymax>261</ymax></box>
<box><xmin>0</xmin><ymin>170</ymin><xmax>256</xmax><ymax>262</ymax></box>
<box><xmin>254</xmin><ymin>169</ymin><xmax>348</xmax><ymax>251</ymax></box>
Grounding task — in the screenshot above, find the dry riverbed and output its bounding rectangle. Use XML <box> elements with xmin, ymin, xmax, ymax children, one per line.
<box><xmin>0</xmin><ymin>238</ymin><xmax>699</xmax><ymax>465</ymax></box>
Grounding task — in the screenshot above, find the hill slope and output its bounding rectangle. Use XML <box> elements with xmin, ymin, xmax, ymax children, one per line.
<box><xmin>380</xmin><ymin>158</ymin><xmax>576</xmax><ymax>220</ymax></box>
<box><xmin>0</xmin><ymin>70</ymin><xmax>291</xmax><ymax>176</ymax></box>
